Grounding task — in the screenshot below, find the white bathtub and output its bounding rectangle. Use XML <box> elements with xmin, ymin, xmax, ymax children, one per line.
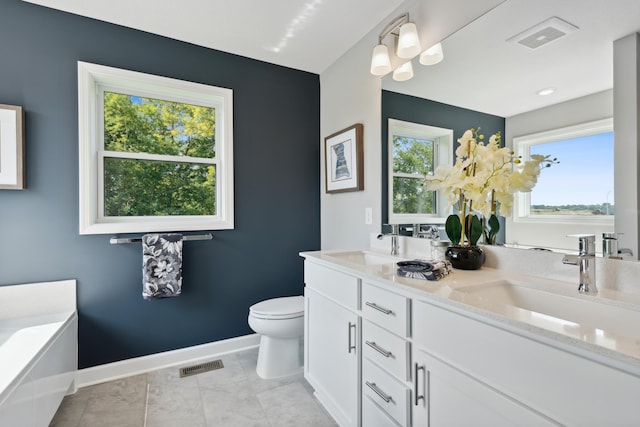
<box><xmin>0</xmin><ymin>280</ymin><xmax>77</xmax><ymax>426</ymax></box>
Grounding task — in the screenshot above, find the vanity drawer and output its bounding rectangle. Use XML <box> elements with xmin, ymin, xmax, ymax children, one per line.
<box><xmin>363</xmin><ymin>358</ymin><xmax>410</xmax><ymax>427</ymax></box>
<box><xmin>362</xmin><ymin>283</ymin><xmax>410</xmax><ymax>337</ymax></box>
<box><xmin>304</xmin><ymin>261</ymin><xmax>359</xmax><ymax>310</ymax></box>
<box><xmin>362</xmin><ymin>395</ymin><xmax>402</xmax><ymax>427</ymax></box>
<box><xmin>363</xmin><ymin>320</ymin><xmax>410</xmax><ymax>381</ymax></box>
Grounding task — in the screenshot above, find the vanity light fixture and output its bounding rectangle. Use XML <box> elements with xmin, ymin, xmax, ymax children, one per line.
<box><xmin>370</xmin><ymin>44</ymin><xmax>392</xmax><ymax>75</ymax></box>
<box><xmin>397</xmin><ymin>22</ymin><xmax>421</xmax><ymax>58</ymax></box>
<box><xmin>419</xmin><ymin>42</ymin><xmax>444</xmax><ymax>66</ymax></box>
<box><xmin>393</xmin><ymin>61</ymin><xmax>414</xmax><ymax>81</ymax></box>
<box><xmin>370</xmin><ymin>13</ymin><xmax>444</xmax><ymax>79</ymax></box>
<box><xmin>370</xmin><ymin>14</ymin><xmax>416</xmax><ymax>76</ymax></box>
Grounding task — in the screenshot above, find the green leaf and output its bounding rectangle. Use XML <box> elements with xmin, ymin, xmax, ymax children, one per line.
<box><xmin>465</xmin><ymin>214</ymin><xmax>483</xmax><ymax>246</ymax></box>
<box><xmin>487</xmin><ymin>214</ymin><xmax>500</xmax><ymax>244</ymax></box>
<box><xmin>445</xmin><ymin>214</ymin><xmax>462</xmax><ymax>245</ymax></box>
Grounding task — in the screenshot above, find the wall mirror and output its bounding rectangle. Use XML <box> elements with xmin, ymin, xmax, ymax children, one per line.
<box><xmin>381</xmin><ymin>0</ymin><xmax>640</xmax><ymax>254</ymax></box>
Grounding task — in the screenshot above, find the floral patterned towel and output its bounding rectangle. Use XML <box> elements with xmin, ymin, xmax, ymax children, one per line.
<box><xmin>142</xmin><ymin>233</ymin><xmax>183</xmax><ymax>299</ymax></box>
<box><xmin>396</xmin><ymin>259</ymin><xmax>452</xmax><ymax>281</ymax></box>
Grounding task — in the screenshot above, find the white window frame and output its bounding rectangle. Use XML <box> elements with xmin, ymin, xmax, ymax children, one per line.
<box><xmin>78</xmin><ymin>61</ymin><xmax>234</xmax><ymax>235</ymax></box>
<box><xmin>512</xmin><ymin>118</ymin><xmax>614</xmax><ymax>226</ymax></box>
<box><xmin>388</xmin><ymin>119</ymin><xmax>452</xmax><ymax>224</ymax></box>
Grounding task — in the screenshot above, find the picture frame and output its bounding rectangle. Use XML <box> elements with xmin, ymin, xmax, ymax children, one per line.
<box><xmin>325</xmin><ymin>123</ymin><xmax>364</xmax><ymax>193</ymax></box>
<box><xmin>0</xmin><ymin>104</ymin><xmax>25</xmax><ymax>190</ymax></box>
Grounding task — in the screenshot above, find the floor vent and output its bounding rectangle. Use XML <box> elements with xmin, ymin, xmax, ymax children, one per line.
<box><xmin>179</xmin><ymin>359</ymin><xmax>224</xmax><ymax>378</ymax></box>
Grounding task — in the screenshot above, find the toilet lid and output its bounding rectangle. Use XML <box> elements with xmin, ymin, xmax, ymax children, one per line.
<box><xmin>249</xmin><ymin>296</ymin><xmax>304</xmax><ymax>319</ymax></box>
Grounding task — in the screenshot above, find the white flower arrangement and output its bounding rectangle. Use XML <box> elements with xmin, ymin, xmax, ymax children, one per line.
<box><xmin>424</xmin><ymin>128</ymin><xmax>557</xmax><ymax>246</ymax></box>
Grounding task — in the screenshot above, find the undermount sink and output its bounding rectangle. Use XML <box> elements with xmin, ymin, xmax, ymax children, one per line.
<box><xmin>324</xmin><ymin>250</ymin><xmax>405</xmax><ymax>266</ymax></box>
<box><xmin>454</xmin><ymin>280</ymin><xmax>640</xmax><ymax>340</ymax></box>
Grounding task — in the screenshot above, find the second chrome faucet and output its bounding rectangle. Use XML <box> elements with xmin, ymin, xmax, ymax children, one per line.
<box><xmin>377</xmin><ymin>224</ymin><xmax>400</xmax><ymax>255</ymax></box>
<box><xmin>562</xmin><ymin>234</ymin><xmax>597</xmax><ymax>293</ymax></box>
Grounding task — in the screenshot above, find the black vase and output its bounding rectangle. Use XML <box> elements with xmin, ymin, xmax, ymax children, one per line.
<box><xmin>445</xmin><ymin>245</ymin><xmax>485</xmax><ymax>270</ymax></box>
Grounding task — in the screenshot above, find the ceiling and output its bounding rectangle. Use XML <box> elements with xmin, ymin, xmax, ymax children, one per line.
<box><xmin>383</xmin><ymin>0</ymin><xmax>640</xmax><ymax>117</ymax></box>
<box><xmin>21</xmin><ymin>0</ymin><xmax>405</xmax><ymax>74</ymax></box>
<box><xmin>22</xmin><ymin>0</ymin><xmax>640</xmax><ymax>117</ymax></box>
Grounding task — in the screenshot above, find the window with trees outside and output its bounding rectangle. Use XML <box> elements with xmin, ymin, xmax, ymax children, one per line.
<box><xmin>78</xmin><ymin>62</ymin><xmax>233</xmax><ymax>234</ymax></box>
<box><xmin>512</xmin><ymin>118</ymin><xmax>613</xmax><ymax>224</ymax></box>
<box><xmin>388</xmin><ymin>119</ymin><xmax>452</xmax><ymax>224</ymax></box>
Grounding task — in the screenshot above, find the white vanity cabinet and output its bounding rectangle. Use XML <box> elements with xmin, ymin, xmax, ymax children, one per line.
<box><xmin>302</xmin><ymin>252</ymin><xmax>640</xmax><ymax>427</ymax></box>
<box><xmin>413</xmin><ymin>299</ymin><xmax>640</xmax><ymax>426</ymax></box>
<box><xmin>361</xmin><ymin>282</ymin><xmax>411</xmax><ymax>427</ymax></box>
<box><xmin>303</xmin><ymin>261</ymin><xmax>361</xmax><ymax>427</ymax></box>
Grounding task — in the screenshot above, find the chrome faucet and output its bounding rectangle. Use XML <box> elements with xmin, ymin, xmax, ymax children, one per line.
<box><xmin>602</xmin><ymin>232</ymin><xmax>620</xmax><ymax>259</ymax></box>
<box><xmin>562</xmin><ymin>234</ymin><xmax>597</xmax><ymax>293</ymax></box>
<box><xmin>377</xmin><ymin>224</ymin><xmax>400</xmax><ymax>255</ymax></box>
<box><xmin>603</xmin><ymin>232</ymin><xmax>634</xmax><ymax>259</ymax></box>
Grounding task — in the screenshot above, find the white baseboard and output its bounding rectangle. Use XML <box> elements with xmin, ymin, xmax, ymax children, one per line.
<box><xmin>75</xmin><ymin>334</ymin><xmax>260</xmax><ymax>389</ymax></box>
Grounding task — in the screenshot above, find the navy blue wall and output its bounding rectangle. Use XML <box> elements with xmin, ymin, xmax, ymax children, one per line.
<box><xmin>381</xmin><ymin>90</ymin><xmax>505</xmax><ymax>235</ymax></box>
<box><xmin>0</xmin><ymin>1</ymin><xmax>320</xmax><ymax>368</ymax></box>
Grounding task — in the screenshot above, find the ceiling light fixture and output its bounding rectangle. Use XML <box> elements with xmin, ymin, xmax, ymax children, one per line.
<box><xmin>370</xmin><ymin>13</ymin><xmax>443</xmax><ymax>80</ymax></box>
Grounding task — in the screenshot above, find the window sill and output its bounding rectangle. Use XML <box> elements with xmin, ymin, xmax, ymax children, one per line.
<box><xmin>79</xmin><ymin>216</ymin><xmax>233</xmax><ymax>235</ymax></box>
<box><xmin>513</xmin><ymin>215</ymin><xmax>614</xmax><ymax>226</ymax></box>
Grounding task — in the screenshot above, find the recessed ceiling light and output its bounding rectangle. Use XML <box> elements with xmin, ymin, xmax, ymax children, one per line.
<box><xmin>537</xmin><ymin>87</ymin><xmax>556</xmax><ymax>96</ymax></box>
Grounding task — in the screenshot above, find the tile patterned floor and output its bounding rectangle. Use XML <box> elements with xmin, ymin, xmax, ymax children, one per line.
<box><xmin>49</xmin><ymin>348</ymin><xmax>338</xmax><ymax>427</ymax></box>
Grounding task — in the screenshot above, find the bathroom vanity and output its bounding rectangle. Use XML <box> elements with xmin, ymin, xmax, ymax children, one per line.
<box><xmin>301</xmin><ymin>248</ymin><xmax>640</xmax><ymax>427</ymax></box>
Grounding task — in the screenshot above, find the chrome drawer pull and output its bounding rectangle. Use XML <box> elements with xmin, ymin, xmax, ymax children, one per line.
<box><xmin>414</xmin><ymin>363</ymin><xmax>425</xmax><ymax>406</ymax></box>
<box><xmin>348</xmin><ymin>322</ymin><xmax>356</xmax><ymax>353</ymax></box>
<box><xmin>365</xmin><ymin>340</ymin><xmax>392</xmax><ymax>358</ymax></box>
<box><xmin>365</xmin><ymin>301</ymin><xmax>393</xmax><ymax>315</ymax></box>
<box><xmin>366</xmin><ymin>381</ymin><xmax>392</xmax><ymax>403</ymax></box>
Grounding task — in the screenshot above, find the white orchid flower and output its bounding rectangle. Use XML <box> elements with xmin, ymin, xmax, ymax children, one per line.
<box><xmin>424</xmin><ymin>127</ymin><xmax>555</xmax><ymax>245</ymax></box>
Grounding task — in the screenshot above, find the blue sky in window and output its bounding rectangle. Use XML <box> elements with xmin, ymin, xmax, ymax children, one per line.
<box><xmin>530</xmin><ymin>132</ymin><xmax>614</xmax><ymax>206</ymax></box>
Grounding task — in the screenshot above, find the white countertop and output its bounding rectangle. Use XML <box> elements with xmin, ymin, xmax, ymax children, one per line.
<box><xmin>301</xmin><ymin>249</ymin><xmax>640</xmax><ymax>376</ymax></box>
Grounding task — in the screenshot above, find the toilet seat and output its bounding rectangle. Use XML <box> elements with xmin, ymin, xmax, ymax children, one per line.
<box><xmin>249</xmin><ymin>296</ymin><xmax>304</xmax><ymax>319</ymax></box>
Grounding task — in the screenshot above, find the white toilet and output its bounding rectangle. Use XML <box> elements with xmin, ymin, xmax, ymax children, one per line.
<box><xmin>248</xmin><ymin>295</ymin><xmax>305</xmax><ymax>379</ymax></box>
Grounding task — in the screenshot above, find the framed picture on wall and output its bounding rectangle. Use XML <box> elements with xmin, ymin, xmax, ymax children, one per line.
<box><xmin>0</xmin><ymin>104</ymin><xmax>25</xmax><ymax>190</ymax></box>
<box><xmin>325</xmin><ymin>123</ymin><xmax>364</xmax><ymax>193</ymax></box>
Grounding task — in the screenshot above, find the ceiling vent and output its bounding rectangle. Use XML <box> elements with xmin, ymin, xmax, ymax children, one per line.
<box><xmin>507</xmin><ymin>17</ymin><xmax>579</xmax><ymax>49</ymax></box>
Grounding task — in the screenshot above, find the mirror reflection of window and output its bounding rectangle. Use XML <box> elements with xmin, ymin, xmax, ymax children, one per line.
<box><xmin>529</xmin><ymin>132</ymin><xmax>614</xmax><ymax>217</ymax></box>
<box><xmin>512</xmin><ymin>118</ymin><xmax>614</xmax><ymax>224</ymax></box>
<box><xmin>392</xmin><ymin>135</ymin><xmax>436</xmax><ymax>215</ymax></box>
<box><xmin>387</xmin><ymin>119</ymin><xmax>452</xmax><ymax>224</ymax></box>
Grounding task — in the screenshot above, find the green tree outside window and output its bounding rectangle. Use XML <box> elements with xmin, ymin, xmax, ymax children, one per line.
<box><xmin>103</xmin><ymin>92</ymin><xmax>216</xmax><ymax>217</ymax></box>
<box><xmin>392</xmin><ymin>135</ymin><xmax>436</xmax><ymax>215</ymax></box>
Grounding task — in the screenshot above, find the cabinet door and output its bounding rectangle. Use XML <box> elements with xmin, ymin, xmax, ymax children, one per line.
<box><xmin>413</xmin><ymin>348</ymin><xmax>557</xmax><ymax>427</ymax></box>
<box><xmin>305</xmin><ymin>288</ymin><xmax>360</xmax><ymax>427</ymax></box>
